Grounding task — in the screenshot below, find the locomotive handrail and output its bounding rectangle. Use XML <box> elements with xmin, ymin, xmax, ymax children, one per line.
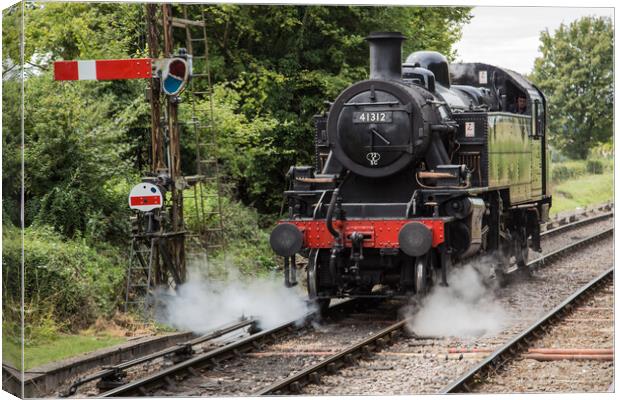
<box><xmin>284</xmin><ymin>190</ymin><xmax>332</xmax><ymax>195</ymax></box>
<box><xmin>295</xmin><ymin>177</ymin><xmax>336</xmax><ymax>183</ymax></box>
<box><xmin>343</xmin><ymin>100</ymin><xmax>399</xmax><ymax>106</ymax></box>
<box><xmin>325</xmin><ymin>188</ymin><xmax>341</xmax><ymax>241</ymax></box>
<box><xmin>312</xmin><ymin>190</ymin><xmax>329</xmax><ymax>219</ymax></box>
<box><xmin>417</xmin><ymin>171</ymin><xmax>457</xmax><ymax>179</ymax></box>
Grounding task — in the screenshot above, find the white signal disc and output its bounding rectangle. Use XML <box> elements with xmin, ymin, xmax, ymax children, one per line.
<box><xmin>128</xmin><ymin>182</ymin><xmax>163</xmax><ymax>212</ymax></box>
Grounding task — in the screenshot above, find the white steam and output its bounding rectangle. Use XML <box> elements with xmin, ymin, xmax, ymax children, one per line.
<box><xmin>408</xmin><ymin>262</ymin><xmax>507</xmax><ymax>338</ymax></box>
<box><xmin>154</xmin><ymin>260</ymin><xmax>312</xmax><ymax>334</ymax></box>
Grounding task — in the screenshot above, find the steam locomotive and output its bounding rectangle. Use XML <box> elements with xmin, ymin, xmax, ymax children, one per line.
<box><xmin>270</xmin><ymin>32</ymin><xmax>551</xmax><ymax>309</ymax></box>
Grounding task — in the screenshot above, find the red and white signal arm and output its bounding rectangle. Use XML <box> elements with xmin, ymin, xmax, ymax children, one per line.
<box><xmin>128</xmin><ymin>183</ymin><xmax>163</xmax><ymax>212</ymax></box>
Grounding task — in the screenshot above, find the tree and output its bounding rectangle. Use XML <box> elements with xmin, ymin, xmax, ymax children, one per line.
<box><xmin>2</xmin><ymin>2</ymin><xmax>150</xmax><ymax>240</ymax></box>
<box><xmin>531</xmin><ymin>16</ymin><xmax>613</xmax><ymax>159</ymax></box>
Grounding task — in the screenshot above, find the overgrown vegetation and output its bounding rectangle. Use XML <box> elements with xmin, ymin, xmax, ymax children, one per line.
<box><xmin>3</xmin><ymin>225</ymin><xmax>126</xmax><ymax>342</ymax></box>
<box><xmin>551</xmin><ymin>157</ymin><xmax>613</xmax><ymax>184</ymax></box>
<box><xmin>532</xmin><ymin>16</ymin><xmax>614</xmax><ymax>214</ymax></box>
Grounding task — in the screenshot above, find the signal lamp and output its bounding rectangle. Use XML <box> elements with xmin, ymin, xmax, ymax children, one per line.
<box><xmin>162</xmin><ymin>58</ymin><xmax>189</xmax><ymax>96</ymax></box>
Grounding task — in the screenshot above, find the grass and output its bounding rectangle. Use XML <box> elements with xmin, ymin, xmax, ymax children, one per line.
<box><xmin>551</xmin><ymin>171</ymin><xmax>613</xmax><ymax>216</ymax></box>
<box><xmin>2</xmin><ymin>335</ymin><xmax>22</xmax><ymax>370</ymax></box>
<box><xmin>13</xmin><ymin>334</ymin><xmax>126</xmax><ymax>370</ymax></box>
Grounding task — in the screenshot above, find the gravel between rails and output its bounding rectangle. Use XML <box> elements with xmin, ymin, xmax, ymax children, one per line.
<box><xmin>302</xmin><ymin>236</ymin><xmax>613</xmax><ymax>395</ymax></box>
<box><xmin>148</xmin><ymin>302</ymin><xmax>402</xmax><ymax>396</ymax></box>
<box><xmin>537</xmin><ymin>215</ymin><xmax>613</xmax><ymax>257</ymax></box>
<box><xmin>475</xmin><ymin>279</ymin><xmax>613</xmax><ymax>393</ymax></box>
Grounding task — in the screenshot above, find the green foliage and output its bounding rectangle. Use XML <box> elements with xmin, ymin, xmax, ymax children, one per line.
<box><xmin>1</xmin><ymin>79</ymin><xmax>22</xmax><ymax>225</ymax></box>
<box><xmin>3</xmin><ymin>2</ymin><xmax>151</xmax><ymax>239</ymax></box>
<box><xmin>26</xmin><ymin>75</ymin><xmax>138</xmax><ymax>239</ymax></box>
<box><xmin>551</xmin><ymin>158</ymin><xmax>612</xmax><ymax>184</ymax></box>
<box><xmin>184</xmin><ymin>187</ymin><xmax>278</xmax><ymax>274</ymax></box>
<box><xmin>589</xmin><ymin>142</ymin><xmax>613</xmax><ymax>159</ymax></box>
<box><xmin>531</xmin><ymin>16</ymin><xmax>613</xmax><ymax>159</ymax></box>
<box><xmin>18</xmin><ymin>2</ymin><xmax>145</xmax><ymax>62</ymax></box>
<box><xmin>2</xmin><ymin>332</ymin><xmax>22</xmax><ymax>370</ymax></box>
<box><xmin>2</xmin><ymin>225</ymin><xmax>127</xmax><ymax>339</ymax></box>
<box><xmin>585</xmin><ymin>159</ymin><xmax>604</xmax><ymax>175</ymax></box>
<box><xmin>199</xmin><ymin>5</ymin><xmax>471</xmax><ymax>81</ymax></box>
<box><xmin>2</xmin><ymin>69</ymin><xmax>145</xmax><ymax>240</ymax></box>
<box><xmin>213</xmin><ymin>199</ymin><xmax>279</xmax><ymax>273</ymax></box>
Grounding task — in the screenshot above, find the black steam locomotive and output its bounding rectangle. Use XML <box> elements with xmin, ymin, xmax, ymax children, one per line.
<box><xmin>270</xmin><ymin>32</ymin><xmax>551</xmax><ymax>309</ymax></box>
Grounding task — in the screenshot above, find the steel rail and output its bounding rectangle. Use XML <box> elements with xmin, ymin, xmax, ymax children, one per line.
<box><xmin>61</xmin><ymin>318</ymin><xmax>256</xmax><ymax>396</ymax></box>
<box><xmin>254</xmin><ymin>319</ymin><xmax>409</xmax><ymax>395</ymax></box>
<box><xmin>541</xmin><ymin>211</ymin><xmax>613</xmax><ymax>238</ymax></box>
<box><xmin>99</xmin><ymin>299</ymin><xmax>359</xmax><ymax>397</ymax></box>
<box><xmin>441</xmin><ymin>266</ymin><xmax>614</xmax><ymax>393</ymax></box>
<box><xmin>517</xmin><ymin>227</ymin><xmax>613</xmax><ymax>275</ymax></box>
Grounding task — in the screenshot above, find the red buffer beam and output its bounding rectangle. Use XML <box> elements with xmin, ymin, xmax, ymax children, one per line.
<box><xmin>54</xmin><ymin>59</ymin><xmax>153</xmax><ymax>81</ymax></box>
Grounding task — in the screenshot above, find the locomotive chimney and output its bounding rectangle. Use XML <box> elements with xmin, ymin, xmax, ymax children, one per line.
<box><xmin>366</xmin><ymin>32</ymin><xmax>406</xmax><ymax>81</ymax></box>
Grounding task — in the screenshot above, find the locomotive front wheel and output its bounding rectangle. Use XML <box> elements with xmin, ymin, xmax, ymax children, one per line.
<box><xmin>307</xmin><ymin>249</ymin><xmax>331</xmax><ymax>315</ymax></box>
<box><xmin>415</xmin><ymin>254</ymin><xmax>429</xmax><ymax>295</ymax></box>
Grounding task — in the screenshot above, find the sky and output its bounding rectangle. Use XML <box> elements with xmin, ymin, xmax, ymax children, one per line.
<box><xmin>453</xmin><ymin>6</ymin><xmax>614</xmax><ymax>74</ymax></box>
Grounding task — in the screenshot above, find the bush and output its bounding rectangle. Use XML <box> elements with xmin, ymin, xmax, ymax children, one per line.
<box><xmin>551</xmin><ymin>161</ymin><xmax>585</xmax><ymax>183</ymax></box>
<box><xmin>551</xmin><ymin>158</ymin><xmax>612</xmax><ymax>183</ymax></box>
<box><xmin>2</xmin><ymin>225</ymin><xmax>126</xmax><ymax>340</ymax></box>
<box><xmin>586</xmin><ymin>159</ymin><xmax>604</xmax><ymax>174</ymax></box>
<box><xmin>183</xmin><ymin>189</ymin><xmax>279</xmax><ymax>276</ymax></box>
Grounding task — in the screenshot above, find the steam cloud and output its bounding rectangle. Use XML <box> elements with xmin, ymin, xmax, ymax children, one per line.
<box><xmin>154</xmin><ymin>260</ymin><xmax>312</xmax><ymax>334</ymax></box>
<box><xmin>407</xmin><ymin>261</ymin><xmax>507</xmax><ymax>338</ymax></box>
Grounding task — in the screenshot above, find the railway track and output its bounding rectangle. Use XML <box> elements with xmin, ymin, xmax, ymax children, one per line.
<box><xmin>97</xmin><ymin>299</ymin><xmax>395</xmax><ymax>396</ymax></box>
<box><xmin>241</xmin><ymin>226</ymin><xmax>615</xmax><ymax>395</ymax></box>
<box><xmin>57</xmin><ymin>206</ymin><xmax>612</xmax><ymax>397</ymax></box>
<box><xmin>273</xmin><ymin>224</ymin><xmax>613</xmax><ymax>395</ymax></box>
<box><xmin>541</xmin><ymin>210</ymin><xmax>612</xmax><ymax>238</ymax></box>
<box><xmin>442</xmin><ymin>266</ymin><xmax>614</xmax><ymax>393</ymax></box>
<box><xmin>60</xmin><ymin>318</ymin><xmax>257</xmax><ymax>396</ymax></box>
<box><xmin>254</xmin><ymin>320</ymin><xmax>410</xmax><ymax>395</ymax></box>
<box><xmin>509</xmin><ymin>226</ymin><xmax>613</xmax><ymax>276</ymax></box>
<box><xmin>540</xmin><ymin>211</ymin><xmax>614</xmax><ymax>237</ymax></box>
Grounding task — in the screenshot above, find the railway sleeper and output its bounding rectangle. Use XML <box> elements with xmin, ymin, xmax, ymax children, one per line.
<box><xmin>164</xmin><ymin>343</ymin><xmax>195</xmax><ymax>364</ymax></box>
<box><xmin>96</xmin><ymin>369</ymin><xmax>128</xmax><ymax>391</ymax></box>
<box><xmin>309</xmin><ymin>372</ymin><xmax>321</xmax><ymax>384</ymax></box>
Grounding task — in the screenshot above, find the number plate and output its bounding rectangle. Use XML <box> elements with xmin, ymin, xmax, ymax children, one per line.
<box><xmin>353</xmin><ymin>111</ymin><xmax>393</xmax><ymax>124</ymax></box>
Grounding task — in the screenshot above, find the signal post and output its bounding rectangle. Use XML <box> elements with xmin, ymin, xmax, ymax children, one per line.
<box><xmin>54</xmin><ymin>3</ymin><xmax>223</xmax><ymax>312</ymax></box>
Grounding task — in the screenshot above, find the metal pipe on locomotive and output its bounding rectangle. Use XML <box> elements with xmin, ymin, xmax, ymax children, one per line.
<box><xmin>270</xmin><ymin>32</ymin><xmax>551</xmax><ymax>310</ymax></box>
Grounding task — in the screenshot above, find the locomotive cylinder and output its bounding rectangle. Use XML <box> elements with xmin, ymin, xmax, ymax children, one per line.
<box><xmin>366</xmin><ymin>32</ymin><xmax>406</xmax><ymax>81</ymax></box>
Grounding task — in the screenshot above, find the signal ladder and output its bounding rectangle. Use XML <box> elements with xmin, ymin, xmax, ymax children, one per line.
<box><xmin>174</xmin><ymin>5</ymin><xmax>225</xmax><ymax>269</ymax></box>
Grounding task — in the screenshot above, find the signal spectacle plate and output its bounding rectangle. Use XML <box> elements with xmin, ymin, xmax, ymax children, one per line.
<box><xmin>398</xmin><ymin>222</ymin><xmax>433</xmax><ymax>257</ymax></box>
<box><xmin>270</xmin><ymin>223</ymin><xmax>304</xmax><ymax>257</ymax></box>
